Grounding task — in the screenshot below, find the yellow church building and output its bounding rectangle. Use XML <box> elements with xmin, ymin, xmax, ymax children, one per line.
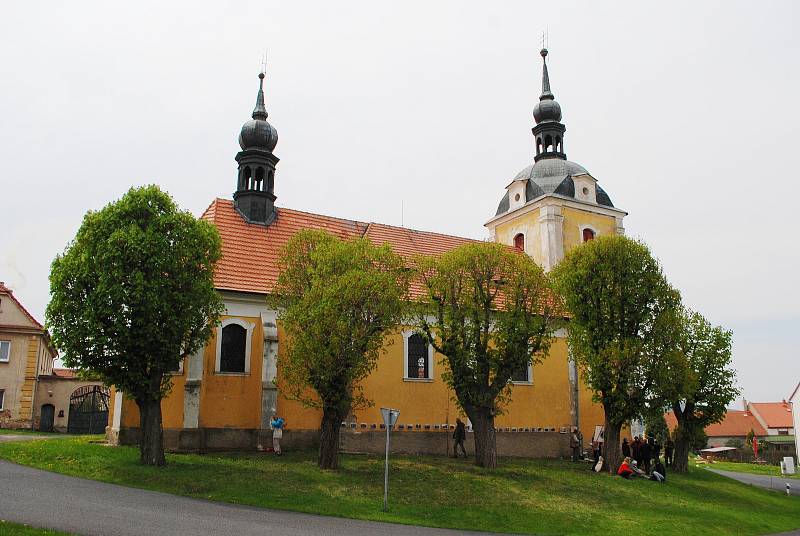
<box><xmin>109</xmin><ymin>48</ymin><xmax>626</xmax><ymax>457</ymax></box>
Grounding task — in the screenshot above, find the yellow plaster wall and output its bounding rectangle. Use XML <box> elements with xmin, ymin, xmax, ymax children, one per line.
<box><xmin>277</xmin><ymin>330</ymin><xmax>578</xmax><ymax>432</ymax></box>
<box><xmin>561</xmin><ymin>206</ymin><xmax>618</xmax><ymax>252</ymax></box>
<box><xmin>161</xmin><ymin>363</ymin><xmax>185</xmax><ymax>428</ymax></box>
<box><xmin>199</xmin><ymin>315</ymin><xmax>263</xmax><ymax>429</ymax></box>
<box><xmin>494</xmin><ymin>209</ymin><xmax>544</xmax><ymax>267</ymax></box>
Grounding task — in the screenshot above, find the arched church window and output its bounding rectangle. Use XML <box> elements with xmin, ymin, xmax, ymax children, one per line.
<box><xmin>582</xmin><ymin>228</ymin><xmax>595</xmax><ymax>242</ymax></box>
<box><xmin>536</xmin><ymin>137</ymin><xmax>542</xmax><ymax>155</ymax></box>
<box><xmin>514</xmin><ymin>233</ymin><xmax>525</xmax><ymax>251</ymax></box>
<box><xmin>242</xmin><ymin>167</ymin><xmax>252</xmax><ymax>190</ymax></box>
<box><xmin>255</xmin><ymin>167</ymin><xmax>265</xmax><ymax>191</ymax></box>
<box><xmin>267</xmin><ymin>170</ymin><xmax>274</xmax><ymax>193</ymax></box>
<box><xmin>220</xmin><ymin>324</ymin><xmax>246</xmax><ymax>373</ymax></box>
<box><xmin>545</xmin><ymin>135</ymin><xmax>553</xmax><ymax>152</ymax></box>
<box><xmin>406</xmin><ymin>333</ymin><xmax>430</xmax><ymax>379</ymax></box>
<box><xmin>556</xmin><ymin>136</ymin><xmax>562</xmax><ymax>152</ymax></box>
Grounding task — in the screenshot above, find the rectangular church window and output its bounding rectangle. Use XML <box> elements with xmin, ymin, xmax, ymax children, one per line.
<box><xmin>511</xmin><ymin>362</ymin><xmax>531</xmax><ymax>383</ymax></box>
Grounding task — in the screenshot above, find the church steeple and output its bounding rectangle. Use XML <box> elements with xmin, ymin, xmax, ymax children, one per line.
<box><xmin>532</xmin><ymin>48</ymin><xmax>566</xmax><ymax>162</ymax></box>
<box><xmin>234</xmin><ymin>72</ymin><xmax>279</xmax><ymax>225</ymax></box>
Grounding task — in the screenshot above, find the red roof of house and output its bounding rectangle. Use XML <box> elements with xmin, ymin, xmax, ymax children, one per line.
<box><xmin>0</xmin><ymin>281</ymin><xmax>44</xmax><ymax>330</ymax></box>
<box><xmin>750</xmin><ymin>401</ymin><xmax>794</xmax><ymax>429</ymax></box>
<box><xmin>52</xmin><ymin>368</ymin><xmax>78</xmax><ymax>378</ymax></box>
<box><xmin>201</xmin><ymin>199</ymin><xmax>481</xmax><ymax>297</ymax></box>
<box><xmin>665</xmin><ymin>409</ymin><xmax>767</xmax><ymax>438</ymax></box>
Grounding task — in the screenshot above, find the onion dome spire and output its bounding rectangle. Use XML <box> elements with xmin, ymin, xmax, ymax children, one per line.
<box><xmin>252</xmin><ymin>72</ymin><xmax>268</xmax><ymax>121</ymax></box>
<box><xmin>234</xmin><ymin>70</ymin><xmax>280</xmax><ymax>226</ymax></box>
<box><xmin>533</xmin><ymin>49</ymin><xmax>562</xmax><ymax>124</ymax></box>
<box><xmin>531</xmin><ymin>48</ymin><xmax>566</xmax><ymax>161</ymax></box>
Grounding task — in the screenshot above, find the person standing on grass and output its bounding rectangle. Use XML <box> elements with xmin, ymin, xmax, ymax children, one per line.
<box><xmin>632</xmin><ymin>436</ymin><xmax>641</xmax><ymax>465</ymax></box>
<box><xmin>270</xmin><ymin>414</ymin><xmax>285</xmax><ymax>455</ymax></box>
<box><xmin>622</xmin><ymin>438</ymin><xmax>631</xmax><ymax>458</ymax></box>
<box><xmin>453</xmin><ymin>418</ymin><xmax>467</xmax><ymax>458</ymax></box>
<box><xmin>664</xmin><ymin>438</ymin><xmax>674</xmax><ymax>467</ymax></box>
<box><xmin>652</xmin><ymin>437</ymin><xmax>662</xmax><ymax>464</ymax></box>
<box><xmin>640</xmin><ymin>438</ymin><xmax>652</xmax><ymax>473</ymax></box>
<box><xmin>570</xmin><ymin>427</ymin><xmax>582</xmax><ymax>461</ymax></box>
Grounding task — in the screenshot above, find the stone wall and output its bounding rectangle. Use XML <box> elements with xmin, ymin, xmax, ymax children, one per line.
<box><xmin>340</xmin><ymin>429</ymin><xmax>569</xmax><ymax>458</ymax></box>
<box><xmin>112</xmin><ymin>426</ymin><xmax>570</xmax><ymax>458</ymax></box>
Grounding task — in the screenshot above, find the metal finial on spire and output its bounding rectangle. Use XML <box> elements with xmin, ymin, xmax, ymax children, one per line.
<box><xmin>539</xmin><ymin>48</ymin><xmax>553</xmax><ymax>100</ymax></box>
<box><xmin>252</xmin><ymin>71</ymin><xmax>268</xmax><ymax>121</ymax></box>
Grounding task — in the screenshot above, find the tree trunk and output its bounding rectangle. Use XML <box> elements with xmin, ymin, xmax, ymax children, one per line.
<box><xmin>468</xmin><ymin>407</ymin><xmax>497</xmax><ymax>469</ymax></box>
<box><xmin>318</xmin><ymin>407</ymin><xmax>344</xmax><ymax>470</ymax></box>
<box><xmin>603</xmin><ymin>416</ymin><xmax>623</xmax><ymax>475</ymax></box>
<box><xmin>672</xmin><ymin>424</ymin><xmax>691</xmax><ymax>473</ymax></box>
<box><xmin>136</xmin><ymin>397</ymin><xmax>166</xmax><ymax>466</ymax></box>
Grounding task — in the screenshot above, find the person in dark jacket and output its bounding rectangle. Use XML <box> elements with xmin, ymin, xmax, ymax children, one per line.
<box><xmin>664</xmin><ymin>438</ymin><xmax>674</xmax><ymax>466</ymax></box>
<box><xmin>632</xmin><ymin>436</ymin><xmax>641</xmax><ymax>464</ymax></box>
<box><xmin>570</xmin><ymin>427</ymin><xmax>583</xmax><ymax>462</ymax></box>
<box><xmin>640</xmin><ymin>439</ymin><xmax>652</xmax><ymax>473</ymax></box>
<box><xmin>650</xmin><ymin>460</ymin><xmax>667</xmax><ymax>483</ymax></box>
<box><xmin>622</xmin><ymin>438</ymin><xmax>631</xmax><ymax>458</ymax></box>
<box><xmin>453</xmin><ymin>418</ymin><xmax>467</xmax><ymax>458</ymax></box>
<box><xmin>652</xmin><ymin>437</ymin><xmax>662</xmax><ymax>464</ymax></box>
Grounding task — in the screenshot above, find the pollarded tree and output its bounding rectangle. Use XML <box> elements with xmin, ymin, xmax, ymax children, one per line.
<box><xmin>414</xmin><ymin>242</ymin><xmax>558</xmax><ymax>469</ymax></box>
<box><xmin>551</xmin><ymin>235</ymin><xmax>681</xmax><ymax>474</ymax></box>
<box><xmin>660</xmin><ymin>309</ymin><xmax>739</xmax><ymax>472</ymax></box>
<box><xmin>46</xmin><ymin>185</ymin><xmax>224</xmax><ymax>466</ymax></box>
<box><xmin>270</xmin><ymin>229</ymin><xmax>409</xmax><ymax>470</ymax></box>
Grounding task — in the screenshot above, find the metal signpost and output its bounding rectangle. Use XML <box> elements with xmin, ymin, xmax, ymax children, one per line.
<box><xmin>380</xmin><ymin>407</ymin><xmax>400</xmax><ymax>512</ymax></box>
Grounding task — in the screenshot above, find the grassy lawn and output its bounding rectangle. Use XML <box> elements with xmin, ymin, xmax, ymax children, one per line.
<box><xmin>698</xmin><ymin>459</ymin><xmax>800</xmax><ymax>479</ymax></box>
<box><xmin>0</xmin><ymin>521</ymin><xmax>72</xmax><ymax>535</ymax></box>
<box><xmin>0</xmin><ymin>429</ymin><xmax>54</xmax><ymax>436</ymax></box>
<box><xmin>0</xmin><ymin>437</ymin><xmax>798</xmax><ymax>536</ymax></box>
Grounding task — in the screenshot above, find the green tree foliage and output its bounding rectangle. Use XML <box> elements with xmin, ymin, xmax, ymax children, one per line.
<box><xmin>659</xmin><ymin>310</ymin><xmax>739</xmax><ymax>472</ymax></box>
<box><xmin>552</xmin><ymin>235</ymin><xmax>680</xmax><ymax>474</ymax></box>
<box><xmin>643</xmin><ymin>410</ymin><xmax>670</xmax><ymax>443</ymax></box>
<box><xmin>46</xmin><ymin>186</ymin><xmax>224</xmax><ymax>466</ymax></box>
<box><xmin>271</xmin><ymin>230</ymin><xmax>408</xmax><ymax>470</ymax></box>
<box><xmin>414</xmin><ymin>242</ymin><xmax>558</xmax><ymax>468</ymax></box>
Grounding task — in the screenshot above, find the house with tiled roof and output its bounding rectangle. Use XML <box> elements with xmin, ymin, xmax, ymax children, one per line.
<box><xmin>110</xmin><ymin>50</ymin><xmax>627</xmax><ymax>456</ymax></box>
<box><xmin>665</xmin><ymin>409</ymin><xmax>766</xmax><ymax>448</ymax></box>
<box><xmin>0</xmin><ymin>281</ymin><xmax>56</xmax><ymax>429</ymax></box>
<box><xmin>790</xmin><ymin>382</ymin><xmax>800</xmax><ymax>463</ymax></box>
<box><xmin>0</xmin><ymin>282</ymin><xmax>107</xmax><ymax>433</ymax></box>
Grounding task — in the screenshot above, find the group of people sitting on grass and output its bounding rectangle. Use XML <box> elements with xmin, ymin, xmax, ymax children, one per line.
<box><xmin>616</xmin><ymin>435</ymin><xmax>673</xmax><ymax>482</ymax></box>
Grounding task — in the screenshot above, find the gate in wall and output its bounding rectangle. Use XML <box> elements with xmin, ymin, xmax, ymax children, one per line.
<box><xmin>67</xmin><ymin>385</ymin><xmax>110</xmax><ymax>434</ymax></box>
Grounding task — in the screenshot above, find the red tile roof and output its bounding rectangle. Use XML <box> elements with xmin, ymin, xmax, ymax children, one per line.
<box><xmin>201</xmin><ymin>199</ymin><xmax>481</xmax><ymax>296</ymax></box>
<box><xmin>665</xmin><ymin>409</ymin><xmax>767</xmax><ymax>438</ymax></box>
<box><xmin>749</xmin><ymin>401</ymin><xmax>794</xmax><ymax>429</ymax></box>
<box><xmin>52</xmin><ymin>368</ymin><xmax>78</xmax><ymax>379</ymax></box>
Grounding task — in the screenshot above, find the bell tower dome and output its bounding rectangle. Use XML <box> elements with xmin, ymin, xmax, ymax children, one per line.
<box><xmin>234</xmin><ymin>72</ymin><xmax>279</xmax><ymax>225</ymax></box>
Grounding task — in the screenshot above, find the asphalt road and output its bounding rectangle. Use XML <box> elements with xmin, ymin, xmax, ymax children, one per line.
<box><xmin>707</xmin><ymin>468</ymin><xmax>800</xmax><ymax>496</ymax></box>
<box><xmin>0</xmin><ymin>460</ymin><xmax>495</xmax><ymax>536</ymax></box>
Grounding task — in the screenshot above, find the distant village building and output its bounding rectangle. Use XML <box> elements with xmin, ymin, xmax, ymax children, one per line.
<box><xmin>0</xmin><ymin>282</ymin><xmax>106</xmax><ymax>433</ymax></box>
<box><xmin>666</xmin><ymin>395</ymin><xmax>797</xmax><ymax>459</ymax></box>
<box><xmin>791</xmin><ymin>382</ymin><xmax>800</xmax><ymax>462</ymax></box>
<box><xmin>110</xmin><ymin>50</ymin><xmax>626</xmax><ymax>456</ymax></box>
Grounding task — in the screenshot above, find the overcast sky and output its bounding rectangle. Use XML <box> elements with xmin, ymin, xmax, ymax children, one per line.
<box><xmin>1</xmin><ymin>1</ymin><xmax>797</xmax><ymax>403</ymax></box>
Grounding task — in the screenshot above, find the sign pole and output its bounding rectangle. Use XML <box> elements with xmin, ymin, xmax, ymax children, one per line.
<box><xmin>380</xmin><ymin>407</ymin><xmax>399</xmax><ymax>512</ymax></box>
<box><xmin>383</xmin><ymin>422</ymin><xmax>390</xmax><ymax>511</ymax></box>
